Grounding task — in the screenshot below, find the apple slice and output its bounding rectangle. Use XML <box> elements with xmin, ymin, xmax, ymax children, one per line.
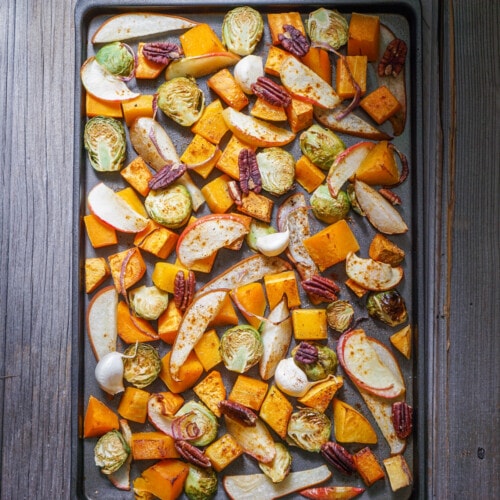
<box><xmin>81</xmin><ymin>57</ymin><xmax>140</xmax><ymax>102</ymax></box>
<box><xmin>314</xmin><ymin>105</ymin><xmax>392</xmax><ymax>140</ymax></box>
<box><xmin>165</xmin><ymin>52</ymin><xmax>240</xmax><ymax>80</ymax></box>
<box><xmin>88</xmin><ymin>182</ymin><xmax>149</xmax><ymax>233</ymax></box>
<box><xmin>91</xmin><ymin>13</ymin><xmax>198</xmax><ymax>43</ymax></box>
<box><xmin>345</xmin><ymin>252</ymin><xmax>404</xmax><ymax>291</ymax></box>
<box><xmin>169</xmin><ymin>289</ymin><xmax>228</xmax><ymax>381</ymax></box>
<box><xmin>86</xmin><ymin>285</ymin><xmax>118</xmax><ymax>361</ymax></box>
<box><xmin>221</xmin><ymin>107</ymin><xmax>295</xmax><ymax>147</ymax></box>
<box><xmin>300</xmin><ymin>486</ymin><xmax>365</xmax><ymax>500</ymax></box>
<box><xmin>176</xmin><ymin>214</ymin><xmax>250</xmax><ymax>268</ymax></box>
<box><xmin>326</xmin><ymin>142</ymin><xmax>373</xmax><ymax>197</ymax></box>
<box><xmin>280</xmin><ymin>56</ymin><xmax>341</xmax><ymax>109</ymax></box>
<box><xmin>354</xmin><ymin>180</ymin><xmax>408</xmax><ymax>234</ymax></box>
<box><xmin>337</xmin><ymin>329</ymin><xmax>405</xmax><ymax>399</ymax></box>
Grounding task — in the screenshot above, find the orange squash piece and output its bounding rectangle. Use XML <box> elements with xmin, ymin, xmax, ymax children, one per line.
<box><xmin>180</xmin><ymin>23</ymin><xmax>225</xmax><ymax>56</ymax></box>
<box><xmin>86</xmin><ymin>92</ymin><xmax>123</xmax><ymax>118</ymax></box>
<box><xmin>116</xmin><ymin>187</ymin><xmax>148</xmax><ymax>217</ymax></box>
<box><xmin>193</xmin><ymin>329</ymin><xmax>223</xmax><ymax>371</ymax></box>
<box><xmin>207</xmin><ymin>68</ymin><xmax>249</xmax><ymax>111</ymax></box>
<box><xmin>120</xmin><ymin>156</ymin><xmax>153</xmax><ymax>197</ymax></box>
<box><xmin>298</xmin><ymin>376</ymin><xmax>344</xmax><ymax>412</ymax></box>
<box><xmin>160</xmin><ymin>351</ymin><xmax>204</xmax><ymax>394</ymax></box>
<box><xmin>133</xmin><ymin>459</ymin><xmax>189</xmax><ymax>500</ymax></box>
<box><xmin>353</xmin><ymin>447</ymin><xmax>385</xmax><ymax>486</ymax></box>
<box><xmin>108</xmin><ymin>247</ymin><xmax>147</xmax><ymax>291</ymax></box>
<box><xmin>117</xmin><ymin>301</ymin><xmax>159</xmax><ymax>343</ymax></box>
<box><xmin>208</xmin><ymin>294</ymin><xmax>239</xmax><ymax>327</ymax></box>
<box><xmin>336</xmin><ymin>55</ymin><xmax>368</xmax><ymax>99</ymax></box>
<box><xmin>264</xmin><ymin>45</ymin><xmax>291</xmax><ymax>77</ymax></box>
<box><xmin>158</xmin><ymin>301</ymin><xmax>183</xmax><ymax>344</ymax></box>
<box><xmin>264</xmin><ymin>270</ymin><xmax>301</xmax><ymax>310</ymax></box>
<box><xmin>84</xmin><ymin>214</ymin><xmax>118</xmax><ymax>248</ymax></box>
<box><xmin>259</xmin><ymin>385</ymin><xmax>293</xmax><ymax>439</ymax></box>
<box><xmin>136</xmin><ymin>42</ymin><xmax>167</xmax><ymax>79</ymax></box>
<box><xmin>301</xmin><ymin>47</ymin><xmax>331</xmax><ymax>84</ymax></box>
<box><xmin>121</xmin><ymin>94</ymin><xmax>155</xmax><ymax>126</ymax></box>
<box><xmin>229</xmin><ymin>374</ymin><xmax>269</xmax><ymax>411</ymax></box>
<box><xmin>180</xmin><ymin>134</ymin><xmax>221</xmax><ymax>179</ymax></box>
<box><xmin>294</xmin><ymin>155</ymin><xmax>326</xmax><ymax>193</ymax></box>
<box><xmin>131</xmin><ymin>432</ymin><xmax>179</xmax><ymax>460</ymax></box>
<box><xmin>348</xmin><ymin>13</ymin><xmax>380</xmax><ymax>62</ymax></box>
<box><xmin>332</xmin><ymin>398</ymin><xmax>378</xmax><ymax>444</ymax></box>
<box><xmin>193</xmin><ymin>370</ymin><xmax>226</xmax><ymax>417</ymax></box>
<box><xmin>292</xmin><ymin>308</ymin><xmax>328</xmax><ymax>340</ymax></box>
<box><xmin>216</xmin><ymin>134</ymin><xmax>256</xmax><ymax>179</ymax></box>
<box><xmin>205</xmin><ymin>434</ymin><xmax>244</xmax><ymax>472</ymax></box>
<box><xmin>231</xmin><ymin>282</ymin><xmax>267</xmax><ymax>329</ymax></box>
<box><xmin>156</xmin><ymin>391</ymin><xmax>185</xmax><ymax>415</ymax></box>
<box><xmin>191</xmin><ymin>99</ymin><xmax>229</xmax><ymax>145</ymax></box>
<box><xmin>360</xmin><ymin>86</ymin><xmax>402</xmax><ymax>125</ymax></box>
<box><xmin>201</xmin><ymin>175</ymin><xmax>234</xmax><ymax>214</ymax></box>
<box><xmin>285</xmin><ymin>98</ymin><xmax>314</xmax><ymax>133</ymax></box>
<box><xmin>250</xmin><ymin>97</ymin><xmax>288</xmax><ymax>122</ymax></box>
<box><xmin>236</xmin><ymin>190</ymin><xmax>274</xmax><ymax>223</ymax></box>
<box><xmin>134</xmin><ymin>220</ymin><xmax>179</xmax><ymax>260</ymax></box>
<box><xmin>268</xmin><ymin>12</ymin><xmax>305</xmax><ymax>45</ymax></box>
<box><xmin>83</xmin><ymin>395</ymin><xmax>120</xmax><ymax>438</ymax></box>
<box><xmin>368</xmin><ymin>233</ymin><xmax>405</xmax><ymax>266</ymax></box>
<box><xmin>152</xmin><ymin>262</ymin><xmax>189</xmax><ymax>294</ymax></box>
<box><xmin>117</xmin><ymin>386</ymin><xmax>150</xmax><ymax>423</ymax></box>
<box><xmin>85</xmin><ymin>257</ymin><xmax>110</xmax><ymax>293</ymax></box>
<box><xmin>355</xmin><ymin>140</ymin><xmax>400</xmax><ymax>185</ymax></box>
<box><xmin>345</xmin><ymin>278</ymin><xmax>369</xmax><ymax>298</ymax></box>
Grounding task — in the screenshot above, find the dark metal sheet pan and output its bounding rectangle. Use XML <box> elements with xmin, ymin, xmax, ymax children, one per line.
<box><xmin>73</xmin><ymin>1</ymin><xmax>424</xmax><ymax>498</ymax></box>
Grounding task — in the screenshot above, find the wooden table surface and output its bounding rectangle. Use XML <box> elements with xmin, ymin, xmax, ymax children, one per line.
<box><xmin>0</xmin><ymin>0</ymin><xmax>498</xmax><ymax>498</ymax></box>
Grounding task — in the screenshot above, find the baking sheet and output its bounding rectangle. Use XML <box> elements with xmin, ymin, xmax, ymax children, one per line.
<box><xmin>73</xmin><ymin>1</ymin><xmax>424</xmax><ymax>498</ymax></box>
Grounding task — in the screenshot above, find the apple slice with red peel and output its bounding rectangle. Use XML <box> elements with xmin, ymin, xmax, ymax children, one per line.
<box><xmin>176</xmin><ymin>214</ymin><xmax>250</xmax><ymax>268</ymax></box>
<box><xmin>86</xmin><ymin>285</ymin><xmax>118</xmax><ymax>361</ymax></box>
<box><xmin>337</xmin><ymin>329</ymin><xmax>405</xmax><ymax>399</ymax></box>
<box><xmin>81</xmin><ymin>57</ymin><xmax>140</xmax><ymax>102</ymax></box>
<box><xmin>326</xmin><ymin>142</ymin><xmax>373</xmax><ymax>197</ymax></box>
<box><xmin>224</xmin><ymin>415</ymin><xmax>276</xmax><ymax>464</ymax></box>
<box><xmin>280</xmin><ymin>57</ymin><xmax>341</xmax><ymax>109</ymax></box>
<box><xmin>165</xmin><ymin>52</ymin><xmax>240</xmax><ymax>80</ymax></box>
<box><xmin>354</xmin><ymin>180</ymin><xmax>408</xmax><ymax>234</ymax></box>
<box><xmin>88</xmin><ymin>182</ymin><xmax>149</xmax><ymax>233</ymax></box>
<box><xmin>345</xmin><ymin>252</ymin><xmax>404</xmax><ymax>291</ymax></box>
<box><xmin>169</xmin><ymin>289</ymin><xmax>228</xmax><ymax>381</ymax></box>
<box><xmin>91</xmin><ymin>13</ymin><xmax>198</xmax><ymax>43</ymax></box>
<box><xmin>300</xmin><ymin>486</ymin><xmax>365</xmax><ymax>500</ymax></box>
<box><xmin>222</xmin><ymin>107</ymin><xmax>295</xmax><ymax>147</ymax></box>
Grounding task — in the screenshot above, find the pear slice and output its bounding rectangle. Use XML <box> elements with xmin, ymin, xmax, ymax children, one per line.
<box><xmin>345</xmin><ymin>252</ymin><xmax>403</xmax><ymax>291</ymax></box>
<box><xmin>165</xmin><ymin>52</ymin><xmax>240</xmax><ymax>80</ymax></box>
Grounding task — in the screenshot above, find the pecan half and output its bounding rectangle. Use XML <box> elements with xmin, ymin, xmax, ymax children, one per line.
<box><xmin>227</xmin><ymin>180</ymin><xmax>243</xmax><ymax>206</ymax></box>
<box><xmin>148</xmin><ymin>162</ymin><xmax>187</xmax><ymax>190</ymax></box>
<box><xmin>174</xmin><ymin>270</ymin><xmax>196</xmax><ymax>312</ymax></box>
<box><xmin>174</xmin><ymin>440</ymin><xmax>212</xmax><ymax>468</ymax></box>
<box><xmin>143</xmin><ymin>42</ymin><xmax>183</xmax><ymax>65</ymax></box>
<box><xmin>321</xmin><ymin>442</ymin><xmax>356</xmax><ymax>475</ymax></box>
<box><xmin>391</xmin><ymin>401</ymin><xmax>413</xmax><ymax>439</ymax></box>
<box><xmin>302</xmin><ymin>275</ymin><xmax>340</xmax><ymax>302</ymax></box>
<box><xmin>219</xmin><ymin>400</ymin><xmax>257</xmax><ymax>427</ymax></box>
<box><xmin>278</xmin><ymin>24</ymin><xmax>310</xmax><ymax>57</ymax></box>
<box><xmin>378</xmin><ymin>38</ymin><xmax>407</xmax><ymax>77</ymax></box>
<box><xmin>379</xmin><ymin>188</ymin><xmax>402</xmax><ymax>205</ymax></box>
<box><xmin>294</xmin><ymin>341</ymin><xmax>319</xmax><ymax>364</ymax></box>
<box><xmin>251</xmin><ymin>76</ymin><xmax>291</xmax><ymax>107</ymax></box>
<box><xmin>238</xmin><ymin>148</ymin><xmax>261</xmax><ymax>194</ymax></box>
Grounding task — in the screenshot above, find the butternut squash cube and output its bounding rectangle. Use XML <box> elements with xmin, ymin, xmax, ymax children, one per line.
<box><xmin>85</xmin><ymin>257</ymin><xmax>110</xmax><ymax>293</ymax></box>
<box><xmin>193</xmin><ymin>329</ymin><xmax>223</xmax><ymax>371</ymax></box>
<box><xmin>118</xmin><ymin>386</ymin><xmax>150</xmax><ymax>423</ymax></box>
<box><xmin>193</xmin><ymin>370</ymin><xmax>226</xmax><ymax>417</ymax></box>
<box><xmin>259</xmin><ymin>385</ymin><xmax>293</xmax><ymax>439</ymax></box>
<box><xmin>250</xmin><ymin>97</ymin><xmax>288</xmax><ymax>122</ymax></box>
<box><xmin>158</xmin><ymin>301</ymin><xmax>183</xmax><ymax>344</ymax></box>
<box><xmin>216</xmin><ymin>134</ymin><xmax>256</xmax><ymax>180</ymax></box>
<box><xmin>207</xmin><ymin>68</ymin><xmax>249</xmax><ymax>110</ymax></box>
<box><xmin>360</xmin><ymin>85</ymin><xmax>402</xmax><ymax>125</ymax></box>
<box><xmin>208</xmin><ymin>294</ymin><xmax>239</xmax><ymax>327</ymax></box>
<box><xmin>231</xmin><ymin>282</ymin><xmax>267</xmax><ymax>329</ymax></box>
<box><xmin>120</xmin><ymin>156</ymin><xmax>153</xmax><ymax>197</ymax></box>
<box><xmin>116</xmin><ymin>187</ymin><xmax>148</xmax><ymax>218</ymax></box>
<box><xmin>86</xmin><ymin>92</ymin><xmax>123</xmax><ymax>118</ymax></box>
<box><xmin>84</xmin><ymin>214</ymin><xmax>117</xmax><ymax>248</ymax></box>
<box><xmin>191</xmin><ymin>99</ymin><xmax>229</xmax><ymax>145</ymax></box>
<box><xmin>121</xmin><ymin>94</ymin><xmax>154</xmax><ymax>126</ymax></box>
<box><xmin>353</xmin><ymin>447</ymin><xmax>385</xmax><ymax>486</ymax></box>
<box><xmin>152</xmin><ymin>262</ymin><xmax>189</xmax><ymax>294</ymax></box>
<box><xmin>303</xmin><ymin>219</ymin><xmax>360</xmax><ymax>271</ymax></box>
<box><xmin>133</xmin><ymin>459</ymin><xmax>189</xmax><ymax>500</ymax></box>
<box><xmin>301</xmin><ymin>47</ymin><xmax>331</xmax><ymax>84</ymax></box>
<box><xmin>201</xmin><ymin>175</ymin><xmax>234</xmax><ymax>214</ymax></box>
<box><xmin>264</xmin><ymin>270</ymin><xmax>301</xmax><ymax>310</ymax></box>
<box><xmin>156</xmin><ymin>391</ymin><xmax>185</xmax><ymax>415</ymax></box>
<box><xmin>356</xmin><ymin>140</ymin><xmax>400</xmax><ymax>185</ymax></box>
<box><xmin>205</xmin><ymin>433</ymin><xmax>243</xmax><ymax>472</ymax></box>
<box><xmin>83</xmin><ymin>395</ymin><xmax>119</xmax><ymax>438</ymax></box>
<box><xmin>345</xmin><ymin>278</ymin><xmax>369</xmax><ymax>298</ymax></box>
<box><xmin>333</xmin><ymin>398</ymin><xmax>378</xmax><ymax>444</ymax></box>
<box><xmin>390</xmin><ymin>325</ymin><xmax>412</xmax><ymax>359</ymax></box>
<box><xmin>285</xmin><ymin>98</ymin><xmax>314</xmax><ymax>133</ymax></box>
<box><xmin>136</xmin><ymin>42</ymin><xmax>167</xmax><ymax>79</ymax></box>
<box><xmin>180</xmin><ymin>134</ymin><xmax>221</xmax><ymax>179</ymax></box>
<box><xmin>292</xmin><ymin>308</ymin><xmax>328</xmax><ymax>340</ymax></box>
<box><xmin>348</xmin><ymin>13</ymin><xmax>380</xmax><ymax>62</ymax></box>
<box><xmin>117</xmin><ymin>300</ymin><xmax>159</xmax><ymax>343</ymax></box>
<box><xmin>131</xmin><ymin>432</ymin><xmax>179</xmax><ymax>460</ymax></box>
<box><xmin>336</xmin><ymin>55</ymin><xmax>368</xmax><ymax>99</ymax></box>
<box><xmin>160</xmin><ymin>351</ymin><xmax>204</xmax><ymax>394</ymax></box>
<box><xmin>264</xmin><ymin>45</ymin><xmax>291</xmax><ymax>76</ymax></box>
<box><xmin>268</xmin><ymin>12</ymin><xmax>305</xmax><ymax>46</ymax></box>
<box><xmin>294</xmin><ymin>155</ymin><xmax>326</xmax><ymax>193</ymax></box>
<box><xmin>108</xmin><ymin>247</ymin><xmax>147</xmax><ymax>291</ymax></box>
<box><xmin>134</xmin><ymin>220</ymin><xmax>179</xmax><ymax>260</ymax></box>
<box><xmin>383</xmin><ymin>455</ymin><xmax>413</xmax><ymax>491</ymax></box>
<box><xmin>237</xmin><ymin>190</ymin><xmax>274</xmax><ymax>223</ymax></box>
<box><xmin>229</xmin><ymin>374</ymin><xmax>268</xmax><ymax>411</ymax></box>
<box><xmin>180</xmin><ymin>23</ymin><xmax>225</xmax><ymax>57</ymax></box>
<box><xmin>297</xmin><ymin>376</ymin><xmax>344</xmax><ymax>412</ymax></box>
<box><xmin>368</xmin><ymin>233</ymin><xmax>405</xmax><ymax>266</ymax></box>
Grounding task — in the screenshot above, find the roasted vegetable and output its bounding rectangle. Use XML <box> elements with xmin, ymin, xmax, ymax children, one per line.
<box><xmin>300</xmin><ymin>125</ymin><xmax>345</xmax><ymax>171</ymax></box>
<box><xmin>176</xmin><ymin>401</ymin><xmax>218</xmax><ymax>447</ymax></box>
<box><xmin>122</xmin><ymin>343</ymin><xmax>161</xmax><ymax>388</ymax></box>
<box><xmin>310</xmin><ymin>185</ymin><xmax>350</xmax><ymax>224</ymax></box>
<box><xmin>366</xmin><ymin>290</ymin><xmax>408</xmax><ymax>326</ymax></box>
<box><xmin>257</xmin><ymin>147</ymin><xmax>295</xmax><ymax>196</ymax></box>
<box><xmin>292</xmin><ymin>342</ymin><xmax>338</xmax><ymax>381</ymax></box>
<box><xmin>222</xmin><ymin>6</ymin><xmax>264</xmax><ymax>56</ymax></box>
<box><xmin>245</xmin><ymin>219</ymin><xmax>276</xmax><ymax>252</ymax></box>
<box><xmin>220</xmin><ymin>325</ymin><xmax>263</xmax><ymax>373</ymax></box>
<box><xmin>326</xmin><ymin>300</ymin><xmax>355</xmax><ymax>332</ymax></box>
<box><xmin>258</xmin><ymin>442</ymin><xmax>292</xmax><ymax>483</ymax></box>
<box><xmin>95</xmin><ymin>42</ymin><xmax>135</xmax><ymax>77</ymax></box>
<box><xmin>84</xmin><ymin>116</ymin><xmax>126</xmax><ymax>172</ymax></box>
<box><xmin>184</xmin><ymin>465</ymin><xmax>218</xmax><ymax>500</ymax></box>
<box><xmin>306</xmin><ymin>8</ymin><xmax>349</xmax><ymax>50</ymax></box>
<box><xmin>129</xmin><ymin>285</ymin><xmax>169</xmax><ymax>320</ymax></box>
<box><xmin>145</xmin><ymin>184</ymin><xmax>192</xmax><ymax>229</ymax></box>
<box><xmin>287</xmin><ymin>408</ymin><xmax>331</xmax><ymax>452</ymax></box>
<box><xmin>94</xmin><ymin>430</ymin><xmax>130</xmax><ymax>474</ymax></box>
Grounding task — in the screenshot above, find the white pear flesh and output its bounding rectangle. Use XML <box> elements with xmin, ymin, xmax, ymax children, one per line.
<box><xmin>345</xmin><ymin>252</ymin><xmax>404</xmax><ymax>291</ymax></box>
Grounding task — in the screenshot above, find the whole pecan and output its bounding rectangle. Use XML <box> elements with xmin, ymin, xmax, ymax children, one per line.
<box><xmin>378</xmin><ymin>38</ymin><xmax>407</xmax><ymax>77</ymax></box>
<box><xmin>148</xmin><ymin>162</ymin><xmax>187</xmax><ymax>190</ymax></box>
<box><xmin>294</xmin><ymin>342</ymin><xmax>319</xmax><ymax>364</ymax></box>
<box><xmin>174</xmin><ymin>270</ymin><xmax>196</xmax><ymax>312</ymax></box>
<box><xmin>278</xmin><ymin>24</ymin><xmax>310</xmax><ymax>57</ymax></box>
<box><xmin>302</xmin><ymin>275</ymin><xmax>340</xmax><ymax>302</ymax></box>
<box><xmin>174</xmin><ymin>440</ymin><xmax>212</xmax><ymax>468</ymax></box>
<box><xmin>251</xmin><ymin>76</ymin><xmax>291</xmax><ymax>107</ymax></box>
<box><xmin>238</xmin><ymin>148</ymin><xmax>261</xmax><ymax>194</ymax></box>
<box><xmin>320</xmin><ymin>441</ymin><xmax>356</xmax><ymax>475</ymax></box>
<box><xmin>143</xmin><ymin>42</ymin><xmax>183</xmax><ymax>65</ymax></box>
<box><xmin>391</xmin><ymin>401</ymin><xmax>413</xmax><ymax>439</ymax></box>
<box><xmin>219</xmin><ymin>400</ymin><xmax>257</xmax><ymax>427</ymax></box>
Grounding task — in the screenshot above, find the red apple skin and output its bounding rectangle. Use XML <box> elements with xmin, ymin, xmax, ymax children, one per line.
<box><xmin>300</xmin><ymin>486</ymin><xmax>365</xmax><ymax>500</ymax></box>
<box><xmin>337</xmin><ymin>329</ymin><xmax>405</xmax><ymax>399</ymax></box>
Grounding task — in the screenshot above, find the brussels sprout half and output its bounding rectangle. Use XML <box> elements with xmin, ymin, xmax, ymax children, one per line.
<box><xmin>367</xmin><ymin>290</ymin><xmax>408</xmax><ymax>327</ymax></box>
<box><xmin>94</xmin><ymin>430</ymin><xmax>130</xmax><ymax>474</ymax></box>
<box><xmin>222</xmin><ymin>6</ymin><xmax>264</xmax><ymax>56</ymax></box>
<box><xmin>95</xmin><ymin>42</ymin><xmax>135</xmax><ymax>77</ymax></box>
<box><xmin>184</xmin><ymin>465</ymin><xmax>218</xmax><ymax>500</ymax></box>
<box><xmin>176</xmin><ymin>401</ymin><xmax>218</xmax><ymax>447</ymax></box>
<box><xmin>122</xmin><ymin>343</ymin><xmax>161</xmax><ymax>389</ymax></box>
<box><xmin>326</xmin><ymin>300</ymin><xmax>355</xmax><ymax>332</ymax></box>
<box><xmin>300</xmin><ymin>124</ymin><xmax>345</xmax><ymax>171</ymax></box>
<box><xmin>145</xmin><ymin>183</ymin><xmax>192</xmax><ymax>229</ymax></box>
<box><xmin>220</xmin><ymin>325</ymin><xmax>263</xmax><ymax>373</ymax></box>
<box><xmin>306</xmin><ymin>8</ymin><xmax>349</xmax><ymax>50</ymax></box>
<box><xmin>257</xmin><ymin>147</ymin><xmax>295</xmax><ymax>196</ymax></box>
<box><xmin>287</xmin><ymin>408</ymin><xmax>331</xmax><ymax>452</ymax></box>
<box><xmin>310</xmin><ymin>185</ymin><xmax>350</xmax><ymax>224</ymax></box>
<box><xmin>258</xmin><ymin>442</ymin><xmax>292</xmax><ymax>483</ymax></box>
<box><xmin>129</xmin><ymin>285</ymin><xmax>169</xmax><ymax>320</ymax></box>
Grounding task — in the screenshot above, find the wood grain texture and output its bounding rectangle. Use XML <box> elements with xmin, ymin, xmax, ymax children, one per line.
<box><xmin>0</xmin><ymin>0</ymin><xmax>497</xmax><ymax>498</ymax></box>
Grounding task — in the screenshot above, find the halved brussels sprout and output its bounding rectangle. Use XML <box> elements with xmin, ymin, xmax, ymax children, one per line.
<box><xmin>222</xmin><ymin>6</ymin><xmax>264</xmax><ymax>56</ymax></box>
<box><xmin>84</xmin><ymin>116</ymin><xmax>126</xmax><ymax>172</ymax></box>
<box><xmin>367</xmin><ymin>290</ymin><xmax>408</xmax><ymax>327</ymax></box>
<box><xmin>176</xmin><ymin>401</ymin><xmax>218</xmax><ymax>447</ymax></box>
<box><xmin>123</xmin><ymin>343</ymin><xmax>161</xmax><ymax>388</ymax></box>
<box><xmin>94</xmin><ymin>430</ymin><xmax>130</xmax><ymax>474</ymax></box>
<box><xmin>306</xmin><ymin>8</ymin><xmax>349</xmax><ymax>50</ymax></box>
<box><xmin>287</xmin><ymin>408</ymin><xmax>331</xmax><ymax>452</ymax></box>
<box><xmin>257</xmin><ymin>147</ymin><xmax>295</xmax><ymax>196</ymax></box>
<box><xmin>310</xmin><ymin>185</ymin><xmax>350</xmax><ymax>224</ymax></box>
<box><xmin>220</xmin><ymin>325</ymin><xmax>263</xmax><ymax>373</ymax></box>
<box><xmin>157</xmin><ymin>77</ymin><xmax>205</xmax><ymax>126</ymax></box>
<box><xmin>258</xmin><ymin>442</ymin><xmax>292</xmax><ymax>483</ymax></box>
<box><xmin>326</xmin><ymin>300</ymin><xmax>355</xmax><ymax>332</ymax></box>
<box><xmin>245</xmin><ymin>219</ymin><xmax>277</xmax><ymax>252</ymax></box>
<box><xmin>300</xmin><ymin>124</ymin><xmax>345</xmax><ymax>171</ymax></box>
<box><xmin>95</xmin><ymin>42</ymin><xmax>135</xmax><ymax>77</ymax></box>
<box><xmin>129</xmin><ymin>285</ymin><xmax>169</xmax><ymax>320</ymax></box>
<box><xmin>292</xmin><ymin>342</ymin><xmax>338</xmax><ymax>381</ymax></box>
<box><xmin>145</xmin><ymin>183</ymin><xmax>192</xmax><ymax>228</ymax></box>
<box><xmin>184</xmin><ymin>465</ymin><xmax>218</xmax><ymax>500</ymax></box>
